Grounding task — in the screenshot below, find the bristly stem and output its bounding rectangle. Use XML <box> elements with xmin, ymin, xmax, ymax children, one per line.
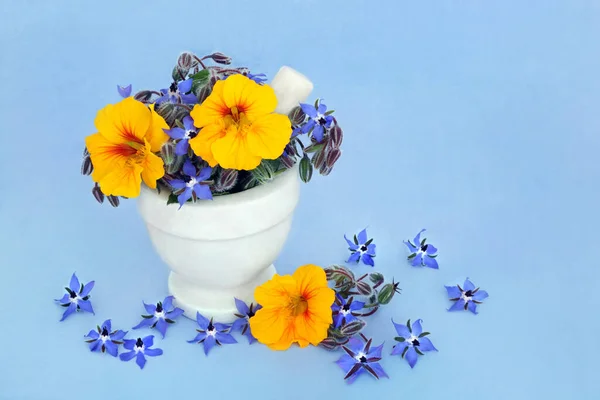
<box><xmin>192</xmin><ymin>55</ymin><xmax>207</xmax><ymax>69</ymax></box>
<box><xmin>172</xmin><ymin>103</ymin><xmax>192</xmax><ymax>111</ymax></box>
<box><xmin>357</xmin><ymin>273</ymin><xmax>368</xmax><ymax>282</ymax></box>
<box><xmin>356</xmin><ymin>307</ymin><xmax>378</xmax><ymax>317</ymax></box>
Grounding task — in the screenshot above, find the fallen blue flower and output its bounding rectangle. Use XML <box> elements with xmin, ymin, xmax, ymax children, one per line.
<box><xmin>231</xmin><ymin>298</ymin><xmax>261</xmax><ymax>344</ymax></box>
<box><xmin>404</xmin><ymin>229</ymin><xmax>439</xmax><ymax>269</ymax></box>
<box><xmin>55</xmin><ymin>273</ymin><xmax>95</xmax><ymax>321</ymax></box>
<box><xmin>247</xmin><ymin>72</ymin><xmax>267</xmax><ymax>84</ymax></box>
<box><xmin>188</xmin><ymin>312</ymin><xmax>237</xmax><ymax>355</ymax></box>
<box><xmin>84</xmin><ymin>319</ymin><xmax>127</xmax><ymax>357</ymax></box>
<box><xmin>331</xmin><ymin>295</ymin><xmax>365</xmax><ymax>328</ymax></box>
<box><xmin>446</xmin><ymin>278</ymin><xmax>489</xmax><ymax>314</ymax></box>
<box><xmin>119</xmin><ymin>336</ymin><xmax>163</xmax><ymax>369</ymax></box>
<box><xmin>117</xmin><ymin>84</ymin><xmax>132</xmax><ymax>98</ymax></box>
<box><xmin>344</xmin><ymin>228</ymin><xmax>376</xmax><ymax>266</ymax></box>
<box><xmin>390</xmin><ymin>319</ymin><xmax>437</xmax><ymax>368</ymax></box>
<box><xmin>336</xmin><ymin>336</ymin><xmax>388</xmax><ymax>384</ymax></box>
<box><xmin>132</xmin><ymin>295</ymin><xmax>184</xmax><ymax>338</ymax></box>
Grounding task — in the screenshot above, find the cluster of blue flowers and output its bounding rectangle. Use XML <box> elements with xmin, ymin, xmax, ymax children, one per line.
<box><xmin>55</xmin><ymin>273</ymin><xmax>260</xmax><ymax>369</ymax></box>
<box><xmin>335</xmin><ymin>228</ymin><xmax>489</xmax><ymax>383</ymax></box>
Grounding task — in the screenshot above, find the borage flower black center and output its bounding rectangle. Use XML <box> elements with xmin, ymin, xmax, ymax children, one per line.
<box><xmin>101</xmin><ymin>327</ymin><xmax>109</xmax><ymax>337</ymax></box>
<box><xmin>359</xmin><ymin>355</ymin><xmax>367</xmax><ymax>363</ymax></box>
<box><xmin>135</xmin><ymin>338</ymin><xmax>144</xmax><ymax>349</ymax></box>
<box><xmin>411</xmin><ymin>338</ymin><xmax>420</xmax><ymax>346</ymax></box>
<box><xmin>421</xmin><ymin>244</ymin><xmax>428</xmax><ymax>252</ymax></box>
<box><xmin>69</xmin><ymin>291</ymin><xmax>78</xmax><ymax>299</ymax></box>
<box><xmin>169</xmin><ymin>82</ymin><xmax>178</xmax><ymax>94</ymax></box>
<box><xmin>318</xmin><ymin>116</ymin><xmax>327</xmax><ymax>125</ymax></box>
<box><xmin>464</xmin><ymin>290</ymin><xmax>473</xmax><ymax>298</ymax></box>
<box><xmin>155</xmin><ymin>303</ymin><xmax>163</xmax><ymax>313</ymax></box>
<box><xmin>342</xmin><ymin>304</ymin><xmax>351</xmax><ymax>312</ymax></box>
<box><xmin>360</xmin><ymin>245</ymin><xmax>368</xmax><ymax>252</ymax></box>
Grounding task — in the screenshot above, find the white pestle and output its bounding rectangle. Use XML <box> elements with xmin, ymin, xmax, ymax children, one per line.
<box><xmin>270</xmin><ymin>66</ymin><xmax>314</xmax><ymax>115</ymax></box>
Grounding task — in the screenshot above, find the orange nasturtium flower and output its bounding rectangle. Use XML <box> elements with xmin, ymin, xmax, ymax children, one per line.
<box><xmin>85</xmin><ymin>98</ymin><xmax>169</xmax><ymax>198</ymax></box>
<box><xmin>249</xmin><ymin>264</ymin><xmax>335</xmax><ymax>350</ymax></box>
<box><xmin>188</xmin><ymin>74</ymin><xmax>291</xmax><ymax>170</ymax></box>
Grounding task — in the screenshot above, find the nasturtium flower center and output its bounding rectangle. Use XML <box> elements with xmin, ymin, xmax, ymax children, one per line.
<box><xmin>289</xmin><ymin>295</ymin><xmax>308</xmax><ymax>317</ymax></box>
<box><xmin>124</xmin><ymin>143</ymin><xmax>150</xmax><ymax>167</ymax></box>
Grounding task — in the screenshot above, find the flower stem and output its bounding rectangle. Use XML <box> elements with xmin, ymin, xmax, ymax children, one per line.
<box><xmin>357</xmin><ymin>273</ymin><xmax>368</xmax><ymax>282</ymax></box>
<box><xmin>172</xmin><ymin>103</ymin><xmax>192</xmax><ymax>111</ymax></box>
<box><xmin>193</xmin><ymin>55</ymin><xmax>207</xmax><ymax>69</ymax></box>
<box><xmin>356</xmin><ymin>307</ymin><xmax>378</xmax><ymax>317</ymax></box>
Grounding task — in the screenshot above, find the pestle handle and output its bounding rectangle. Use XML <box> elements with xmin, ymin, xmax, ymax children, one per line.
<box><xmin>270</xmin><ymin>66</ymin><xmax>314</xmax><ymax>115</ymax></box>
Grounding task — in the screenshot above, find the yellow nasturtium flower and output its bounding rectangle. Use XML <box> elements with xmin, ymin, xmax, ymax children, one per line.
<box><xmin>85</xmin><ymin>97</ymin><xmax>169</xmax><ymax>198</ymax></box>
<box><xmin>189</xmin><ymin>74</ymin><xmax>291</xmax><ymax>170</ymax></box>
<box><xmin>249</xmin><ymin>265</ymin><xmax>335</xmax><ymax>350</ymax></box>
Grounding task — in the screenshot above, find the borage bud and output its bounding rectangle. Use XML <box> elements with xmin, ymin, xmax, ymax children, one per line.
<box><xmin>299</xmin><ymin>154</ymin><xmax>313</xmax><ymax>183</ymax></box>
<box><xmin>205</xmin><ymin>52</ymin><xmax>232</xmax><ymax>65</ymax></box>
<box><xmin>133</xmin><ymin>90</ymin><xmax>153</xmax><ymax>103</ymax></box>
<box><xmin>92</xmin><ymin>183</ymin><xmax>104</xmax><ymax>204</ymax></box>
<box><xmin>312</xmin><ymin>149</ymin><xmax>326</xmax><ymax>170</ymax></box>
<box><xmin>81</xmin><ymin>156</ymin><xmax>93</xmax><ymax>176</ymax></box>
<box><xmin>340</xmin><ymin>320</ymin><xmax>366</xmax><ymax>336</ymax></box>
<box><xmin>319</xmin><ymin>338</ymin><xmax>340</xmax><ymax>351</ymax></box>
<box><xmin>281</xmin><ymin>153</ymin><xmax>295</xmax><ymax>169</ymax></box>
<box><xmin>177</xmin><ymin>52</ymin><xmax>195</xmax><ymax>70</ymax></box>
<box><xmin>288</xmin><ymin>106</ymin><xmax>306</xmax><ymax>126</ymax></box>
<box><xmin>325</xmin><ymin>147</ymin><xmax>342</xmax><ymax>168</ymax></box>
<box><xmin>328</xmin><ymin>124</ymin><xmax>343</xmax><ymax>147</ymax></box>
<box><xmin>369</xmin><ymin>272</ymin><xmax>384</xmax><ymax>288</ymax></box>
<box><xmin>356</xmin><ymin>281</ymin><xmax>372</xmax><ymax>296</ymax></box>
<box><xmin>107</xmin><ymin>195</ymin><xmax>120</xmax><ymax>208</ymax></box>
<box><xmin>214</xmin><ymin>169</ymin><xmax>238</xmax><ymax>192</ymax></box>
<box><xmin>160</xmin><ymin>141</ymin><xmax>176</xmax><ymax>167</ymax></box>
<box><xmin>377</xmin><ymin>280</ymin><xmax>401</xmax><ymax>305</ymax></box>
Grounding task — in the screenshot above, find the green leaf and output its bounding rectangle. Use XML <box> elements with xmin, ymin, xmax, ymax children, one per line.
<box><xmin>190</xmin><ymin>69</ymin><xmax>210</xmax><ymax>94</ymax></box>
<box><xmin>167</xmin><ymin>193</ymin><xmax>179</xmax><ymax>205</ymax></box>
<box><xmin>415</xmin><ymin>347</ymin><xmax>424</xmax><ymax>356</ymax></box>
<box><xmin>324</xmin><ymin>109</ymin><xmax>335</xmax><ymax>115</ymax></box>
<box><xmin>418</xmin><ymin>332</ymin><xmax>430</xmax><ymax>338</ymax></box>
<box><xmin>394</xmin><ymin>336</ymin><xmax>405</xmax><ymax>342</ymax></box>
<box><xmin>407</xmin><ymin>253</ymin><xmax>416</xmax><ymax>259</ymax></box>
<box><xmin>407</xmin><ymin>319</ymin><xmax>412</xmax><ymax>333</ymax></box>
<box><xmin>299</xmin><ymin>154</ymin><xmax>313</xmax><ymax>183</ymax></box>
<box><xmin>304</xmin><ymin>143</ymin><xmax>325</xmax><ymax>153</ymax></box>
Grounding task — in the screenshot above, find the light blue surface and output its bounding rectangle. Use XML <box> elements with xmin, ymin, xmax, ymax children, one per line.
<box><xmin>1</xmin><ymin>1</ymin><xmax>599</xmax><ymax>399</ymax></box>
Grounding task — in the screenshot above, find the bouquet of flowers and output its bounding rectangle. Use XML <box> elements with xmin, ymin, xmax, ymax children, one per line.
<box><xmin>80</xmin><ymin>51</ymin><xmax>344</xmax><ymax>208</ymax></box>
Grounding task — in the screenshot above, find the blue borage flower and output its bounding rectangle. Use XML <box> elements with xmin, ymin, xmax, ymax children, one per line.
<box><xmin>231</xmin><ymin>298</ymin><xmax>261</xmax><ymax>344</ymax></box>
<box><xmin>336</xmin><ymin>336</ymin><xmax>388</xmax><ymax>384</ymax></box>
<box><xmin>117</xmin><ymin>84</ymin><xmax>132</xmax><ymax>98</ymax></box>
<box><xmin>247</xmin><ymin>72</ymin><xmax>267</xmax><ymax>84</ymax></box>
<box><xmin>404</xmin><ymin>229</ymin><xmax>439</xmax><ymax>269</ymax></box>
<box><xmin>344</xmin><ymin>228</ymin><xmax>376</xmax><ymax>266</ymax></box>
<box><xmin>188</xmin><ymin>312</ymin><xmax>237</xmax><ymax>355</ymax></box>
<box><xmin>132</xmin><ymin>295</ymin><xmax>184</xmax><ymax>338</ymax></box>
<box><xmin>331</xmin><ymin>294</ymin><xmax>365</xmax><ymax>328</ymax></box>
<box><xmin>156</xmin><ymin>78</ymin><xmax>196</xmax><ymax>105</ymax></box>
<box><xmin>55</xmin><ymin>273</ymin><xmax>95</xmax><ymax>321</ymax></box>
<box><xmin>390</xmin><ymin>319</ymin><xmax>437</xmax><ymax>368</ymax></box>
<box><xmin>299</xmin><ymin>99</ymin><xmax>334</xmax><ymax>142</ymax></box>
<box><xmin>164</xmin><ymin>115</ymin><xmax>198</xmax><ymax>156</ymax></box>
<box><xmin>84</xmin><ymin>319</ymin><xmax>127</xmax><ymax>357</ymax></box>
<box><xmin>445</xmin><ymin>278</ymin><xmax>489</xmax><ymax>314</ymax></box>
<box><xmin>168</xmin><ymin>161</ymin><xmax>213</xmax><ymax>208</ymax></box>
<box><xmin>119</xmin><ymin>336</ymin><xmax>163</xmax><ymax>369</ymax></box>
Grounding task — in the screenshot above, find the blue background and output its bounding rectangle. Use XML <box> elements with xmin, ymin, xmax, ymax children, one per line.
<box><xmin>1</xmin><ymin>0</ymin><xmax>598</xmax><ymax>399</ymax></box>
